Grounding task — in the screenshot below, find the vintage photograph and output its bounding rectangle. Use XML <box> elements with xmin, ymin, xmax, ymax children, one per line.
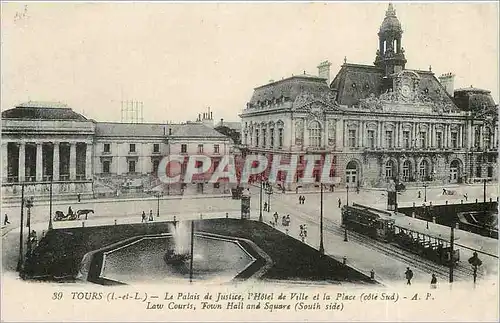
<box><xmin>1</xmin><ymin>1</ymin><xmax>498</xmax><ymax>321</ymax></box>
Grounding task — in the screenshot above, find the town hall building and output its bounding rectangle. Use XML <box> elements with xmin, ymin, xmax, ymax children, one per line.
<box><xmin>239</xmin><ymin>4</ymin><xmax>498</xmax><ymax>190</ymax></box>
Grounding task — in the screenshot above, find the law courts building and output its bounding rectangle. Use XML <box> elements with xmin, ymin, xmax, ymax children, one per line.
<box><xmin>239</xmin><ymin>4</ymin><xmax>498</xmax><ymax>191</ymax></box>
<box><xmin>1</xmin><ymin>102</ymin><xmax>231</xmax><ymax>200</ymax></box>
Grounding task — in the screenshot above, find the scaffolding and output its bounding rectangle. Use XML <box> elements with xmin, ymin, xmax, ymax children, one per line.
<box><xmin>120</xmin><ymin>100</ymin><xmax>144</xmax><ymax>123</ymax></box>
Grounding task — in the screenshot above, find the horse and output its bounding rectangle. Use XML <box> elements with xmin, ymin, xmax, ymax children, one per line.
<box><xmin>77</xmin><ymin>209</ymin><xmax>94</xmax><ymax>220</ymax></box>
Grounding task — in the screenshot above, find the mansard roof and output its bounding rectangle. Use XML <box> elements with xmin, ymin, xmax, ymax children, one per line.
<box><xmin>95</xmin><ymin>122</ymin><xmax>228</xmax><ymax>139</ymax></box>
<box><xmin>172</xmin><ymin>122</ymin><xmax>228</xmax><ymax>138</ymax></box>
<box><xmin>2</xmin><ymin>101</ymin><xmax>88</xmax><ymax>121</ymax></box>
<box><xmin>248</xmin><ymin>74</ymin><xmax>330</xmax><ymax>106</ymax></box>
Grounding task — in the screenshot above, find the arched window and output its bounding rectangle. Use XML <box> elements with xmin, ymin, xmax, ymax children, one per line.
<box><xmin>402</xmin><ymin>160</ymin><xmax>411</xmax><ymax>182</ymax></box>
<box><xmin>419</xmin><ymin>160</ymin><xmax>429</xmax><ymax>180</ymax></box>
<box><xmin>484</xmin><ymin>127</ymin><xmax>491</xmax><ymax>149</ymax></box>
<box><xmin>309</xmin><ymin>121</ymin><xmax>322</xmax><ymax>147</ymax></box>
<box><xmin>385</xmin><ymin>160</ymin><xmax>394</xmax><ymax>179</ymax></box>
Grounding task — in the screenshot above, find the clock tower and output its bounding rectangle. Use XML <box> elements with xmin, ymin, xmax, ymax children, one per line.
<box><xmin>374</xmin><ymin>3</ymin><xmax>407</xmax><ymax>76</ymax></box>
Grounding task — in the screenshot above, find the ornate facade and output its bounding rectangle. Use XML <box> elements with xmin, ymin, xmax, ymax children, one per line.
<box><xmin>239</xmin><ymin>4</ymin><xmax>498</xmax><ymax>190</ymax></box>
<box><xmin>1</xmin><ymin>102</ymin><xmax>231</xmax><ymax>200</ymax></box>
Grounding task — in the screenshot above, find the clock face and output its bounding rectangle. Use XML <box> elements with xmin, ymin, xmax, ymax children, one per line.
<box><xmin>401</xmin><ymin>84</ymin><xmax>411</xmax><ymax>98</ymax></box>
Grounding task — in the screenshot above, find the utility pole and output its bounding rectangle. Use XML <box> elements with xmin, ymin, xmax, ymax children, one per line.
<box><xmin>48</xmin><ymin>179</ymin><xmax>53</xmax><ymax>230</ymax></box>
<box><xmin>16</xmin><ymin>184</ymin><xmax>25</xmax><ymax>273</ymax></box>
<box><xmin>189</xmin><ymin>221</ymin><xmax>194</xmax><ymax>283</ymax></box>
<box><xmin>259</xmin><ymin>180</ymin><xmax>263</xmax><ymax>222</ymax></box>
<box><xmin>319</xmin><ymin>183</ymin><xmax>324</xmax><ymax>255</ymax></box>
<box><xmin>449</xmin><ymin>222</ymin><xmax>455</xmax><ymax>283</ymax></box>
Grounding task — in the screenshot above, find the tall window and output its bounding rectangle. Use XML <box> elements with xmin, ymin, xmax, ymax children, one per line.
<box><xmin>436</xmin><ymin>132</ymin><xmax>443</xmax><ymax>148</ymax></box>
<box><xmin>278</xmin><ymin>129</ymin><xmax>283</xmax><ymax>148</ymax></box>
<box><xmin>309</xmin><ymin>121</ymin><xmax>322</xmax><ymax>147</ymax></box>
<box><xmin>153</xmin><ymin>144</ymin><xmax>160</xmax><ymax>153</ymax></box>
<box><xmin>403</xmin><ymin>131</ymin><xmax>410</xmax><ymax>149</ymax></box>
<box><xmin>484</xmin><ymin>128</ymin><xmax>491</xmax><ymax>149</ymax></box>
<box><xmin>181</xmin><ymin>144</ymin><xmax>187</xmax><ymax>153</ymax></box>
<box><xmin>102</xmin><ymin>161</ymin><xmax>110</xmax><ymax>174</ymax></box>
<box><xmin>474</xmin><ymin>127</ymin><xmax>480</xmax><ymax>147</ymax></box>
<box><xmin>244</xmin><ymin>133</ymin><xmax>248</xmax><ymax>145</ymax></box>
<box><xmin>214</xmin><ymin>144</ymin><xmax>220</xmax><ymax>154</ymax></box>
<box><xmin>256</xmin><ymin>129</ymin><xmax>260</xmax><ymax>147</ymax></box>
<box><xmin>385</xmin><ymin>160</ymin><xmax>394</xmax><ymax>179</ymax></box>
<box><xmin>129</xmin><ymin>144</ymin><xmax>136</xmax><ymax>153</ymax></box>
<box><xmin>270</xmin><ymin>129</ymin><xmax>274</xmax><ymax>147</ymax></box>
<box><xmin>402</xmin><ymin>160</ymin><xmax>411</xmax><ymax>181</ymax></box>
<box><xmin>348</xmin><ymin>129</ymin><xmax>356</xmax><ymax>148</ymax></box>
<box><xmin>451</xmin><ymin>132</ymin><xmax>458</xmax><ymax>148</ymax></box>
<box><xmin>198</xmin><ymin>144</ymin><xmax>204</xmax><ymax>153</ymax></box>
<box><xmin>262</xmin><ymin>129</ymin><xmax>267</xmax><ymax>148</ymax></box>
<box><xmin>103</xmin><ymin>143</ymin><xmax>110</xmax><ymax>153</ymax></box>
<box><xmin>419</xmin><ymin>160</ymin><xmax>429</xmax><ymax>180</ymax></box>
<box><xmin>419</xmin><ymin>132</ymin><xmax>426</xmax><ymax>148</ymax></box>
<box><xmin>367</xmin><ymin>130</ymin><xmax>375</xmax><ymax>148</ymax></box>
<box><xmin>385</xmin><ymin>130</ymin><xmax>393</xmax><ymax>148</ymax></box>
<box><xmin>128</xmin><ymin>160</ymin><xmax>136</xmax><ymax>173</ymax></box>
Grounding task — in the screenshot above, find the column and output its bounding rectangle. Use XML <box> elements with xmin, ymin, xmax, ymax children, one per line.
<box><xmin>358</xmin><ymin>121</ymin><xmax>363</xmax><ymax>147</ymax></box>
<box><xmin>2</xmin><ymin>142</ymin><xmax>8</xmax><ymax>182</ymax></box>
<box><xmin>36</xmin><ymin>142</ymin><xmax>43</xmax><ymax>182</ymax></box>
<box><xmin>467</xmin><ymin>122</ymin><xmax>473</xmax><ymax>149</ymax></box>
<box><xmin>70</xmin><ymin>142</ymin><xmax>77</xmax><ymax>180</ymax></box>
<box><xmin>378</xmin><ymin>122</ymin><xmax>382</xmax><ymax>147</ymax></box>
<box><xmin>85</xmin><ymin>143</ymin><xmax>92</xmax><ymax>180</ymax></box>
<box><xmin>458</xmin><ymin>125</ymin><xmax>463</xmax><ymax>148</ymax></box>
<box><xmin>414</xmin><ymin>123</ymin><xmax>419</xmax><ymax>148</ymax></box>
<box><xmin>343</xmin><ymin>121</ymin><xmax>348</xmax><ymax>147</ymax></box>
<box><xmin>18</xmin><ymin>142</ymin><xmax>25</xmax><ymax>182</ymax></box>
<box><xmin>398</xmin><ymin>122</ymin><xmax>403</xmax><ymax>148</ymax></box>
<box><xmin>479</xmin><ymin>125</ymin><xmax>483</xmax><ymax>149</ymax></box>
<box><xmin>494</xmin><ymin>124</ymin><xmax>498</xmax><ymax>149</ymax></box>
<box><xmin>53</xmin><ymin>143</ymin><xmax>60</xmax><ymax>181</ymax></box>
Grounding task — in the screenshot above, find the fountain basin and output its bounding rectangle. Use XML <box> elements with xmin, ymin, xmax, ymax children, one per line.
<box><xmin>81</xmin><ymin>232</ymin><xmax>263</xmax><ymax>285</ymax></box>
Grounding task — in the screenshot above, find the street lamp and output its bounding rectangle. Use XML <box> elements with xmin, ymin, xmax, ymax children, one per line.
<box><xmin>346</xmin><ymin>185</ymin><xmax>349</xmax><ymax>206</ymax></box>
<box><xmin>319</xmin><ymin>183</ymin><xmax>324</xmax><ymax>255</ymax></box>
<box><xmin>156</xmin><ymin>192</ymin><xmax>162</xmax><ymax>217</ymax></box>
<box><xmin>48</xmin><ymin>178</ymin><xmax>53</xmax><ymax>230</ymax></box>
<box><xmin>25</xmin><ymin>197</ymin><xmax>34</xmax><ymax>256</ymax></box>
<box><xmin>16</xmin><ymin>183</ymin><xmax>25</xmax><ymax>273</ymax></box>
<box><xmin>259</xmin><ymin>180</ymin><xmax>263</xmax><ymax>222</ymax></box>
<box><xmin>468</xmin><ymin>251</ymin><xmax>482</xmax><ymax>286</ymax></box>
<box><xmin>423</xmin><ymin>182</ymin><xmax>428</xmax><ymax>202</ymax></box>
<box><xmin>265</xmin><ymin>184</ymin><xmax>273</xmax><ymax>213</ymax></box>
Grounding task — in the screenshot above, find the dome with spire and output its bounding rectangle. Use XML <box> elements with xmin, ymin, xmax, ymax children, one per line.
<box><xmin>379</xmin><ymin>3</ymin><xmax>402</xmax><ymax>34</ymax></box>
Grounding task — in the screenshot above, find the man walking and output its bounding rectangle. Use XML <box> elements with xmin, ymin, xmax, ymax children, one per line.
<box><xmin>149</xmin><ymin>210</ymin><xmax>153</xmax><ymax>221</ymax></box>
<box><xmin>405</xmin><ymin>267</ymin><xmax>414</xmax><ymax>285</ymax></box>
<box><xmin>338</xmin><ymin>198</ymin><xmax>342</xmax><ymax>208</ymax></box>
<box><xmin>273</xmin><ymin>212</ymin><xmax>279</xmax><ymax>226</ymax></box>
<box><xmin>141</xmin><ymin>211</ymin><xmax>146</xmax><ymax>223</ymax></box>
<box><xmin>4</xmin><ymin>214</ymin><xmax>10</xmax><ymax>225</ymax></box>
<box><xmin>430</xmin><ymin>273</ymin><xmax>437</xmax><ymax>289</ymax></box>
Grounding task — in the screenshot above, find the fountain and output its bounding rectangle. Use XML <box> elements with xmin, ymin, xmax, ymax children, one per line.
<box><xmin>164</xmin><ymin>222</ymin><xmax>192</xmax><ymax>266</ymax></box>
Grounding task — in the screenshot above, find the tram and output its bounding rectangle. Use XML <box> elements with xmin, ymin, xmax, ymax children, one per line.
<box><xmin>341</xmin><ymin>204</ymin><xmax>395</xmax><ymax>242</ymax></box>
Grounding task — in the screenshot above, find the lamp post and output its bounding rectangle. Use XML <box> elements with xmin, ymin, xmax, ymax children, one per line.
<box><xmin>266</xmin><ymin>185</ymin><xmax>273</xmax><ymax>213</ymax></box>
<box><xmin>449</xmin><ymin>219</ymin><xmax>455</xmax><ymax>283</ymax></box>
<box><xmin>25</xmin><ymin>197</ymin><xmax>34</xmax><ymax>256</ymax></box>
<box><xmin>423</xmin><ymin>182</ymin><xmax>428</xmax><ymax>202</ymax></box>
<box><xmin>16</xmin><ymin>183</ymin><xmax>25</xmax><ymax>273</ymax></box>
<box><xmin>259</xmin><ymin>180</ymin><xmax>263</xmax><ymax>222</ymax></box>
<box><xmin>48</xmin><ymin>179</ymin><xmax>53</xmax><ymax>231</ymax></box>
<box><xmin>319</xmin><ymin>183</ymin><xmax>324</xmax><ymax>255</ymax></box>
<box><xmin>468</xmin><ymin>251</ymin><xmax>482</xmax><ymax>286</ymax></box>
<box><xmin>156</xmin><ymin>192</ymin><xmax>162</xmax><ymax>217</ymax></box>
<box><xmin>344</xmin><ymin>185</ymin><xmax>349</xmax><ymax>242</ymax></box>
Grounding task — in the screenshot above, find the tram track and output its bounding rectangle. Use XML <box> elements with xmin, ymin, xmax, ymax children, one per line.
<box><xmin>271</xmin><ymin>196</ymin><xmax>479</xmax><ymax>282</ymax></box>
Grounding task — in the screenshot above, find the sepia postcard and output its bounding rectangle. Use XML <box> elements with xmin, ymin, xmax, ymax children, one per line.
<box><xmin>1</xmin><ymin>1</ymin><xmax>499</xmax><ymax>322</ymax></box>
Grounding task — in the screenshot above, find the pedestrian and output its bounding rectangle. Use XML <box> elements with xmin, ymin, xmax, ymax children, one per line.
<box><xmin>418</xmin><ymin>191</ymin><xmax>421</xmax><ymax>199</ymax></box>
<box><xmin>356</xmin><ymin>186</ymin><xmax>360</xmax><ymax>194</ymax></box>
<box><xmin>464</xmin><ymin>193</ymin><xmax>468</xmax><ymax>201</ymax></box>
<box><xmin>264</xmin><ymin>202</ymin><xmax>268</xmax><ymax>211</ymax></box>
<box><xmin>338</xmin><ymin>198</ymin><xmax>341</xmax><ymax>208</ymax></box>
<box><xmin>149</xmin><ymin>210</ymin><xmax>153</xmax><ymax>221</ymax></box>
<box><xmin>282</xmin><ymin>215</ymin><xmax>286</xmax><ymax>226</ymax></box>
<box><xmin>302</xmin><ymin>195</ymin><xmax>306</xmax><ymax>204</ymax></box>
<box><xmin>141</xmin><ymin>211</ymin><xmax>146</xmax><ymax>223</ymax></box>
<box><xmin>298</xmin><ymin>195</ymin><xmax>302</xmax><ymax>204</ymax></box>
<box><xmin>405</xmin><ymin>267</ymin><xmax>414</xmax><ymax>285</ymax></box>
<box><xmin>303</xmin><ymin>224</ymin><xmax>308</xmax><ymax>239</ymax></box>
<box><xmin>430</xmin><ymin>274</ymin><xmax>437</xmax><ymax>289</ymax></box>
<box><xmin>77</xmin><ymin>193</ymin><xmax>81</xmax><ymax>202</ymax></box>
<box><xmin>299</xmin><ymin>225</ymin><xmax>305</xmax><ymax>242</ymax></box>
<box><xmin>4</xmin><ymin>214</ymin><xmax>10</xmax><ymax>225</ymax></box>
<box><xmin>442</xmin><ymin>188</ymin><xmax>447</xmax><ymax>195</ymax></box>
<box><xmin>286</xmin><ymin>214</ymin><xmax>290</xmax><ymax>226</ymax></box>
<box><xmin>273</xmin><ymin>212</ymin><xmax>279</xmax><ymax>225</ymax></box>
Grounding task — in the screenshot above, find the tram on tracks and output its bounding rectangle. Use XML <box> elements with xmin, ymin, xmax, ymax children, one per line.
<box><xmin>342</xmin><ymin>203</ymin><xmax>460</xmax><ymax>266</ymax></box>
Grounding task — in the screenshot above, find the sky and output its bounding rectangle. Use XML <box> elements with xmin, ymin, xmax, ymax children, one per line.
<box><xmin>1</xmin><ymin>2</ymin><xmax>498</xmax><ymax>123</ymax></box>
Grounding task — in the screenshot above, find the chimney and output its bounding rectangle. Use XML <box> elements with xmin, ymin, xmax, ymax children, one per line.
<box><xmin>210</xmin><ymin>112</ymin><xmax>213</xmax><ymax>120</ymax></box>
<box><xmin>169</xmin><ymin>128</ymin><xmax>172</xmax><ymax>135</ymax></box>
<box><xmin>220</xmin><ymin>118</ymin><xmax>224</xmax><ymax>127</ymax></box>
<box><xmin>438</xmin><ymin>72</ymin><xmax>455</xmax><ymax>96</ymax></box>
<box><xmin>208</xmin><ymin>107</ymin><xmax>211</xmax><ymax>119</ymax></box>
<box><xmin>198</xmin><ymin>113</ymin><xmax>201</xmax><ymax>121</ymax></box>
<box><xmin>317</xmin><ymin>60</ymin><xmax>332</xmax><ymax>84</ymax></box>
